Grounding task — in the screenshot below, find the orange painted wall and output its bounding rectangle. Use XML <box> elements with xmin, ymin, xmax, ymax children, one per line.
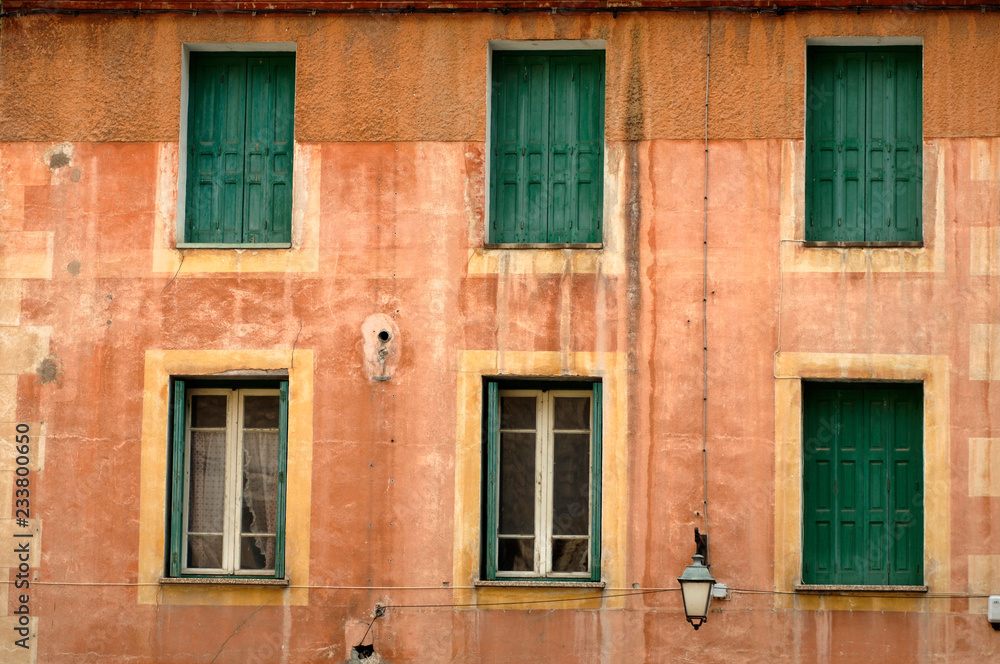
<box><xmin>1</xmin><ymin>8</ymin><xmax>999</xmax><ymax>663</ymax></box>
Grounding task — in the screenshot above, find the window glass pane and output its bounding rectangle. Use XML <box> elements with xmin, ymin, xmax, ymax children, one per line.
<box><xmin>187</xmin><ymin>430</ymin><xmax>227</xmax><ymax>533</ymax></box>
<box><xmin>552</xmin><ymin>433</ymin><xmax>590</xmax><ymax>535</ymax></box>
<box><xmin>498</xmin><ymin>538</ymin><xmax>534</xmax><ymax>573</ymax></box>
<box><xmin>551</xmin><ymin>538</ymin><xmax>589</xmax><ymax>573</ymax></box>
<box><xmin>501</xmin><ymin>396</ymin><xmax>536</xmax><ymax>430</ymax></box>
<box><xmin>243</xmin><ymin>395</ymin><xmax>279</xmax><ymax>428</ymax></box>
<box><xmin>240</xmin><ymin>534</ymin><xmax>275</xmax><ymax>571</ymax></box>
<box><xmin>191</xmin><ymin>394</ymin><xmax>227</xmax><ymax>428</ymax></box>
<box><xmin>553</xmin><ymin>396</ymin><xmax>590</xmax><ymax>430</ymax></box>
<box><xmin>187</xmin><ymin>535</ymin><xmax>224</xmax><ymax>569</ymax></box>
<box><xmin>241</xmin><ymin>430</ymin><xmax>279</xmax><ymax>571</ymax></box>
<box><xmin>499</xmin><ymin>432</ymin><xmax>535</xmax><ymax>535</ymax></box>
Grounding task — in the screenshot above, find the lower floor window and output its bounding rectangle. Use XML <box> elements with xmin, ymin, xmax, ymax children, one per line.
<box><xmin>483</xmin><ymin>380</ymin><xmax>602</xmax><ymax>581</ymax></box>
<box><xmin>802</xmin><ymin>382</ymin><xmax>923</xmax><ymax>585</ymax></box>
<box><xmin>169</xmin><ymin>380</ymin><xmax>288</xmax><ymax>578</ymax></box>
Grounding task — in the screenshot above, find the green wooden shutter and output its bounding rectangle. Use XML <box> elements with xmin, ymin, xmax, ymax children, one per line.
<box><xmin>888</xmin><ymin>387</ymin><xmax>923</xmax><ymax>585</ymax></box>
<box><xmin>187</xmin><ymin>55</ymin><xmax>247</xmax><ymax>244</ymax></box>
<box><xmin>804</xmin><ymin>384</ymin><xmax>923</xmax><ymax>586</ymax></box>
<box><xmin>883</xmin><ymin>50</ymin><xmax>922</xmax><ymax>242</ymax></box>
<box><xmin>589</xmin><ymin>382</ymin><xmax>602</xmax><ymax>581</ymax></box>
<box><xmin>863</xmin><ymin>389</ymin><xmax>890</xmax><ymax>583</ymax></box>
<box><xmin>168</xmin><ymin>380</ymin><xmax>187</xmax><ymax>577</ymax></box>
<box><xmin>803</xmin><ymin>385</ymin><xmax>838</xmax><ymax>584</ymax></box>
<box><xmin>490</xmin><ymin>55</ymin><xmax>550</xmax><ymax>243</ymax></box>
<box><xmin>806</xmin><ymin>50</ymin><xmax>866</xmax><ymax>242</ymax></box>
<box><xmin>549</xmin><ymin>54</ymin><xmax>604</xmax><ymax>244</ymax></box>
<box><xmin>244</xmin><ymin>56</ymin><xmax>295</xmax><ymax>244</ymax></box>
<box><xmin>274</xmin><ymin>381</ymin><xmax>289</xmax><ymax>579</ymax></box>
<box><xmin>484</xmin><ymin>381</ymin><xmax>500</xmax><ymax>579</ymax></box>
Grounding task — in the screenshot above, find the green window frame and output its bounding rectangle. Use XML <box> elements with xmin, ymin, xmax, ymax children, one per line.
<box><xmin>185</xmin><ymin>52</ymin><xmax>295</xmax><ymax>246</ymax></box>
<box><xmin>169</xmin><ymin>380</ymin><xmax>289</xmax><ymax>579</ymax></box>
<box><xmin>489</xmin><ymin>51</ymin><xmax>605</xmax><ymax>245</ymax></box>
<box><xmin>802</xmin><ymin>382</ymin><xmax>923</xmax><ymax>586</ymax></box>
<box><xmin>483</xmin><ymin>380</ymin><xmax>602</xmax><ymax>581</ymax></box>
<box><xmin>805</xmin><ymin>46</ymin><xmax>922</xmax><ymax>243</ymax></box>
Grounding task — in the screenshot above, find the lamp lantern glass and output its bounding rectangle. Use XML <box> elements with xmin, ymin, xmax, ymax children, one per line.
<box><xmin>678</xmin><ymin>554</ymin><xmax>714</xmax><ymax>630</ymax></box>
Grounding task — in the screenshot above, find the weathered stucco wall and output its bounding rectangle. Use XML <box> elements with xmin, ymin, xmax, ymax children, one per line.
<box><xmin>3</xmin><ymin>11</ymin><xmax>1000</xmax><ymax>143</ymax></box>
<box><xmin>1</xmin><ymin>7</ymin><xmax>1000</xmax><ymax>664</ymax></box>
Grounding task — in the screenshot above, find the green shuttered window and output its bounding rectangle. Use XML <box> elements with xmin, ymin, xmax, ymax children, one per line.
<box><xmin>806</xmin><ymin>47</ymin><xmax>922</xmax><ymax>242</ymax></box>
<box><xmin>169</xmin><ymin>380</ymin><xmax>289</xmax><ymax>579</ymax></box>
<box><xmin>802</xmin><ymin>383</ymin><xmax>923</xmax><ymax>586</ymax></box>
<box><xmin>483</xmin><ymin>381</ymin><xmax>602</xmax><ymax>581</ymax></box>
<box><xmin>489</xmin><ymin>51</ymin><xmax>605</xmax><ymax>244</ymax></box>
<box><xmin>186</xmin><ymin>53</ymin><xmax>295</xmax><ymax>245</ymax></box>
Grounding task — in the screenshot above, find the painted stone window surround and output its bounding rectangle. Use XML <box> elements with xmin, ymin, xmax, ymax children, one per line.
<box><xmin>154</xmin><ymin>42</ymin><xmax>320</xmax><ymax>275</ymax></box>
<box><xmin>453</xmin><ymin>351</ymin><xmax>627</xmax><ymax>609</ymax></box>
<box><xmin>476</xmin><ymin>40</ymin><xmax>619</xmax><ymax>273</ymax></box>
<box><xmin>782</xmin><ymin>36</ymin><xmax>945</xmax><ymax>274</ymax></box>
<box><xmin>138</xmin><ymin>350</ymin><xmax>313</xmax><ymax>607</ymax></box>
<box><xmin>773</xmin><ymin>352</ymin><xmax>950</xmax><ymax>612</ymax></box>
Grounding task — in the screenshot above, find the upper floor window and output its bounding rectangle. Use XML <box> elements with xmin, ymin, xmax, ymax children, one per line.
<box><xmin>169</xmin><ymin>380</ymin><xmax>288</xmax><ymax>578</ymax></box>
<box><xmin>489</xmin><ymin>51</ymin><xmax>605</xmax><ymax>245</ymax></box>
<box><xmin>185</xmin><ymin>53</ymin><xmax>295</xmax><ymax>246</ymax></box>
<box><xmin>806</xmin><ymin>46</ymin><xmax>922</xmax><ymax>243</ymax></box>
<box><xmin>482</xmin><ymin>381</ymin><xmax>602</xmax><ymax>581</ymax></box>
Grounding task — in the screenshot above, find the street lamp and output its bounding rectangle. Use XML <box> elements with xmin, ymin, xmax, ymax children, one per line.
<box><xmin>678</xmin><ymin>554</ymin><xmax>715</xmax><ymax>630</ymax></box>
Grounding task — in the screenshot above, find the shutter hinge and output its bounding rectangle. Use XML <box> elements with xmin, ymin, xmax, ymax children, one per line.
<box><xmin>888</xmin><ymin>216</ymin><xmax>891</xmax><ymax>228</ymax></box>
<box><xmin>839</xmin><ymin>69</ymin><xmax>843</xmax><ymax>79</ymax></box>
<box><xmin>838</xmin><ymin>144</ymin><xmax>842</xmax><ymax>153</ymax></box>
<box><xmin>838</xmin><ymin>218</ymin><xmax>842</xmax><ymax>227</ymax></box>
<box><xmin>524</xmin><ymin>68</ymin><xmax>527</xmax><ymax>82</ymax></box>
<box><xmin>572</xmin><ymin>71</ymin><xmax>575</xmax><ymax>81</ymax></box>
<box><xmin>521</xmin><ymin>220</ymin><xmax>524</xmax><ymax>230</ymax></box>
<box><xmin>888</xmin><ymin>143</ymin><xmax>892</xmax><ymax>153</ymax></box>
<box><xmin>522</xmin><ymin>147</ymin><xmax>525</xmax><ymax>156</ymax></box>
<box><xmin>171</xmin><ymin>552</ymin><xmax>178</xmax><ymax>567</ymax></box>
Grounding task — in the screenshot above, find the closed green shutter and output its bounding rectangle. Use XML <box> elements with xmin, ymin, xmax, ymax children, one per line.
<box><xmin>803</xmin><ymin>384</ymin><xmax>923</xmax><ymax>585</ymax></box>
<box><xmin>806</xmin><ymin>47</ymin><xmax>921</xmax><ymax>242</ymax></box>
<box><xmin>187</xmin><ymin>53</ymin><xmax>294</xmax><ymax>245</ymax></box>
<box><xmin>187</xmin><ymin>56</ymin><xmax>247</xmax><ymax>244</ymax></box>
<box><xmin>490</xmin><ymin>52</ymin><xmax>604</xmax><ymax>244</ymax></box>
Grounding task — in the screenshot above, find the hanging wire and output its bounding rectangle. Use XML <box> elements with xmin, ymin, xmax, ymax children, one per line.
<box><xmin>700</xmin><ymin>11</ymin><xmax>712</xmax><ymax>564</ymax></box>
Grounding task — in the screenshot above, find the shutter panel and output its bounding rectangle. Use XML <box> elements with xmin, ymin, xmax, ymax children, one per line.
<box><xmin>803</xmin><ymin>385</ymin><xmax>838</xmax><ymax>584</ymax></box>
<box><xmin>549</xmin><ymin>54</ymin><xmax>604</xmax><ymax>244</ymax></box>
<box><xmin>589</xmin><ymin>382</ymin><xmax>602</xmax><ymax>581</ymax></box>
<box><xmin>169</xmin><ymin>381</ymin><xmax>187</xmax><ymax>577</ymax></box>
<box><xmin>244</xmin><ymin>56</ymin><xmax>295</xmax><ymax>244</ymax></box>
<box><xmin>889</xmin><ymin>386</ymin><xmax>923</xmax><ymax>585</ymax></box>
<box><xmin>485</xmin><ymin>381</ymin><xmax>500</xmax><ymax>579</ymax></box>
<box><xmin>884</xmin><ymin>50</ymin><xmax>922</xmax><ymax>242</ymax></box>
<box><xmin>187</xmin><ymin>55</ymin><xmax>247</xmax><ymax>244</ymax></box>
<box><xmin>834</xmin><ymin>388</ymin><xmax>866</xmax><ymax>584</ymax></box>
<box><xmin>274</xmin><ymin>381</ymin><xmax>289</xmax><ymax>579</ymax></box>
<box><xmin>863</xmin><ymin>390</ymin><xmax>890</xmax><ymax>584</ymax></box>
<box><xmin>866</xmin><ymin>52</ymin><xmax>891</xmax><ymax>240</ymax></box>
<box><xmin>490</xmin><ymin>55</ymin><xmax>549</xmax><ymax>243</ymax></box>
<box><xmin>806</xmin><ymin>51</ymin><xmax>866</xmax><ymax>242</ymax></box>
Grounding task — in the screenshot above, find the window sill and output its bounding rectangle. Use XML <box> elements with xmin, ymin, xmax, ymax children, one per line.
<box><xmin>475</xmin><ymin>579</ymin><xmax>605</xmax><ymax>589</ymax></box>
<box><xmin>176</xmin><ymin>243</ymin><xmax>293</xmax><ymax>250</ymax></box>
<box><xmin>160</xmin><ymin>577</ymin><xmax>289</xmax><ymax>587</ymax></box>
<box><xmin>801</xmin><ymin>241</ymin><xmax>924</xmax><ymax>249</ymax></box>
<box><xmin>483</xmin><ymin>243</ymin><xmax>603</xmax><ymax>250</ymax></box>
<box><xmin>794</xmin><ymin>584</ymin><xmax>928</xmax><ymax>594</ymax></box>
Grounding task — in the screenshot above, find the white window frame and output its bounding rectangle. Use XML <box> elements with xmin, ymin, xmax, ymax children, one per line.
<box><xmin>182</xmin><ymin>387</ymin><xmax>280</xmax><ymax>576</ymax></box>
<box><xmin>496</xmin><ymin>388</ymin><xmax>593</xmax><ymax>579</ymax></box>
<box><xmin>484</xmin><ymin>40</ymin><xmax>607</xmax><ymax>248</ymax></box>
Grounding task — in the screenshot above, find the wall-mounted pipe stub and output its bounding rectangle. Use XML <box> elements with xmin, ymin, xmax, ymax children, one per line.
<box><xmin>362</xmin><ymin>313</ymin><xmax>400</xmax><ymax>382</ymax></box>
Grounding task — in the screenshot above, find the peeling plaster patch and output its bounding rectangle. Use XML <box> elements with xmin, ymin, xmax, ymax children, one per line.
<box><xmin>36</xmin><ymin>357</ymin><xmax>59</xmax><ymax>383</ymax></box>
<box><xmin>70</xmin><ymin>168</ymin><xmax>82</xmax><ymax>182</ymax></box>
<box><xmin>44</xmin><ymin>142</ymin><xmax>73</xmax><ymax>171</ymax></box>
<box><xmin>66</xmin><ymin>260</ymin><xmax>81</xmax><ymax>276</ymax></box>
